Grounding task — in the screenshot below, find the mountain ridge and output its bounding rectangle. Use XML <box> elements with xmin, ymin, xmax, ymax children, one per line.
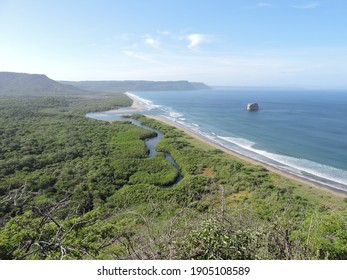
<box><xmin>60</xmin><ymin>80</ymin><xmax>210</xmax><ymax>92</ymax></box>
<box><xmin>0</xmin><ymin>72</ymin><xmax>209</xmax><ymax>96</ymax></box>
<box><xmin>0</xmin><ymin>72</ymin><xmax>87</xmax><ymax>96</ymax></box>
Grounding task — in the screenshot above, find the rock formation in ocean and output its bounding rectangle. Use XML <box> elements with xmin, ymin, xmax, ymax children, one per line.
<box><xmin>247</xmin><ymin>103</ymin><xmax>259</xmax><ymax>111</ymax></box>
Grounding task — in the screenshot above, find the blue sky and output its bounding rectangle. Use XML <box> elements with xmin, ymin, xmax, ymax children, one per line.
<box><xmin>1</xmin><ymin>0</ymin><xmax>347</xmax><ymax>87</ymax></box>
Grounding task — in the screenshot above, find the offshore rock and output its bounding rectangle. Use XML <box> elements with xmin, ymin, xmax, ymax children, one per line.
<box><xmin>247</xmin><ymin>103</ymin><xmax>259</xmax><ymax>111</ymax></box>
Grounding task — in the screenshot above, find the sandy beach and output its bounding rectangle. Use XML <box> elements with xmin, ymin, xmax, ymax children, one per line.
<box><xmin>125</xmin><ymin>95</ymin><xmax>347</xmax><ymax>198</ymax></box>
<box><xmin>108</xmin><ymin>92</ymin><xmax>145</xmax><ymax>114</ymax></box>
<box><xmin>125</xmin><ymin>92</ymin><xmax>145</xmax><ymax>110</ymax></box>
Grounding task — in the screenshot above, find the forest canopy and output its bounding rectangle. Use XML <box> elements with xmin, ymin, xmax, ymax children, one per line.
<box><xmin>0</xmin><ymin>92</ymin><xmax>346</xmax><ymax>260</ymax></box>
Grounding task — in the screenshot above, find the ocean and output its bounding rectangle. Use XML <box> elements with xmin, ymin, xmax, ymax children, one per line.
<box><xmin>87</xmin><ymin>88</ymin><xmax>347</xmax><ymax>193</ymax></box>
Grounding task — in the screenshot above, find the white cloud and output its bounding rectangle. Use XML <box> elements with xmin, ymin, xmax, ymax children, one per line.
<box><xmin>122</xmin><ymin>50</ymin><xmax>159</xmax><ymax>64</ymax></box>
<box><xmin>119</xmin><ymin>33</ymin><xmax>135</xmax><ymax>41</ymax></box>
<box><xmin>292</xmin><ymin>2</ymin><xmax>320</xmax><ymax>9</ymax></box>
<box><xmin>157</xmin><ymin>30</ymin><xmax>171</xmax><ymax>36</ymax></box>
<box><xmin>254</xmin><ymin>3</ymin><xmax>272</xmax><ymax>8</ymax></box>
<box><xmin>186</xmin><ymin>33</ymin><xmax>208</xmax><ymax>50</ymax></box>
<box><xmin>144</xmin><ymin>36</ymin><xmax>160</xmax><ymax>48</ymax></box>
<box><xmin>246</xmin><ymin>2</ymin><xmax>272</xmax><ymax>9</ymax></box>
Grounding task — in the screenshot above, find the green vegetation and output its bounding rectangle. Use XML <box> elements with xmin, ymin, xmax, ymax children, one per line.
<box><xmin>0</xmin><ymin>72</ymin><xmax>87</xmax><ymax>96</ymax></box>
<box><xmin>0</xmin><ymin>94</ymin><xmax>346</xmax><ymax>260</ymax></box>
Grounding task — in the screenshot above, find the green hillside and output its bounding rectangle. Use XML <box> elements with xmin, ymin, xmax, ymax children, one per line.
<box><xmin>0</xmin><ymin>72</ymin><xmax>88</xmax><ymax>96</ymax></box>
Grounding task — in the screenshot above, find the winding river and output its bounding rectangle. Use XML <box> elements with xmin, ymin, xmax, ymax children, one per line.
<box><xmin>86</xmin><ymin>112</ymin><xmax>183</xmax><ymax>185</ymax></box>
<box><xmin>129</xmin><ymin>118</ymin><xmax>183</xmax><ymax>184</ymax></box>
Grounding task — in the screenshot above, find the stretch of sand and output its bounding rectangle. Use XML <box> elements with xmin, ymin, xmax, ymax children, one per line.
<box><xmin>108</xmin><ymin>92</ymin><xmax>145</xmax><ymax>114</ymax></box>
<box><xmin>124</xmin><ymin>94</ymin><xmax>346</xmax><ymax>198</ymax></box>
<box><xmin>125</xmin><ymin>92</ymin><xmax>145</xmax><ymax>110</ymax></box>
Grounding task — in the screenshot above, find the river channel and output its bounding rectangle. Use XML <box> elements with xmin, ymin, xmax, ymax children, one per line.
<box><xmin>86</xmin><ymin>111</ymin><xmax>183</xmax><ymax>185</ymax></box>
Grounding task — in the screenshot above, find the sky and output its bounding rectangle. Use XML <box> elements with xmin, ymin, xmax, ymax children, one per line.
<box><xmin>1</xmin><ymin>0</ymin><xmax>347</xmax><ymax>87</ymax></box>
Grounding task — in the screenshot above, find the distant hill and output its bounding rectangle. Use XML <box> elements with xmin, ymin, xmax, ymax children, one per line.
<box><xmin>60</xmin><ymin>80</ymin><xmax>210</xmax><ymax>92</ymax></box>
<box><xmin>0</xmin><ymin>72</ymin><xmax>209</xmax><ymax>96</ymax></box>
<box><xmin>0</xmin><ymin>72</ymin><xmax>87</xmax><ymax>96</ymax></box>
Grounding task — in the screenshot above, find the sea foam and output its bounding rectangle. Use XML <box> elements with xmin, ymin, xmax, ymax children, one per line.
<box><xmin>218</xmin><ymin>136</ymin><xmax>347</xmax><ymax>190</ymax></box>
<box><xmin>126</xmin><ymin>92</ymin><xmax>160</xmax><ymax>110</ymax></box>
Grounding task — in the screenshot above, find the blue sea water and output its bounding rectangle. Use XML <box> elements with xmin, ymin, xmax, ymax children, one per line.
<box><xmin>88</xmin><ymin>88</ymin><xmax>347</xmax><ymax>192</ymax></box>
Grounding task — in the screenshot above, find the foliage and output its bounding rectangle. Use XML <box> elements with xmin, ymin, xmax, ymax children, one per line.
<box><xmin>0</xmin><ymin>97</ymin><xmax>346</xmax><ymax>260</ymax></box>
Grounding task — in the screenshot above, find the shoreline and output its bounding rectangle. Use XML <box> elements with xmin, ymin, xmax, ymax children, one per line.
<box><xmin>107</xmin><ymin>92</ymin><xmax>145</xmax><ymax>114</ymax></box>
<box><xmin>125</xmin><ymin>92</ymin><xmax>145</xmax><ymax>110</ymax></box>
<box><xmin>125</xmin><ymin>94</ymin><xmax>347</xmax><ymax>198</ymax></box>
<box><xmin>148</xmin><ymin>115</ymin><xmax>347</xmax><ymax>198</ymax></box>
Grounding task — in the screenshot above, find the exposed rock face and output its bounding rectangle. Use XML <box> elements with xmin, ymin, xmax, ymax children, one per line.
<box><xmin>247</xmin><ymin>103</ymin><xmax>259</xmax><ymax>111</ymax></box>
